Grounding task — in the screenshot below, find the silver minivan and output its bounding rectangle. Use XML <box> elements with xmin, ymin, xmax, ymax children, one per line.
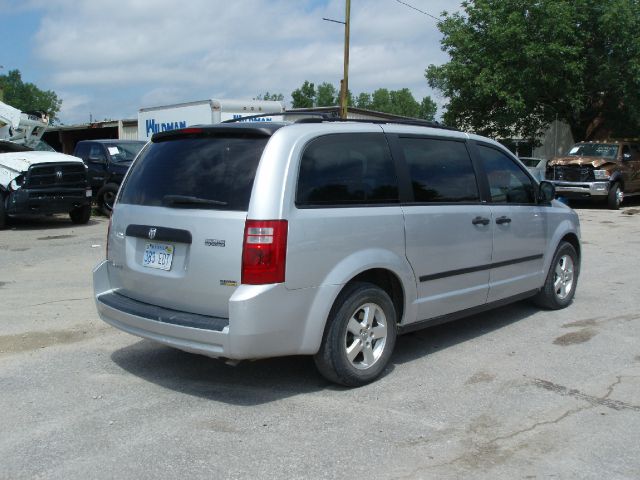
<box><xmin>94</xmin><ymin>120</ymin><xmax>581</xmax><ymax>386</ymax></box>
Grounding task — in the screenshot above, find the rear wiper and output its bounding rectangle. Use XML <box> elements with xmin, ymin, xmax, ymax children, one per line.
<box><xmin>163</xmin><ymin>195</ymin><xmax>228</xmax><ymax>208</ymax></box>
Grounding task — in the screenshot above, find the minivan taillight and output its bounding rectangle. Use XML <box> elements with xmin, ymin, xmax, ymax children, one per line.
<box><xmin>241</xmin><ymin>220</ymin><xmax>288</xmax><ymax>285</ymax></box>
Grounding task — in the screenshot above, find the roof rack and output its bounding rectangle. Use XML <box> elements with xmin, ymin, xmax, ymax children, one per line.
<box><xmin>221</xmin><ymin>112</ymin><xmax>335</xmax><ymax>123</ymax></box>
<box><xmin>222</xmin><ymin>111</ymin><xmax>456</xmax><ymax>131</ymax></box>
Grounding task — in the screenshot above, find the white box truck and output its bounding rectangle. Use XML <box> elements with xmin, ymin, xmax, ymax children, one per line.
<box><xmin>137</xmin><ymin>99</ymin><xmax>284</xmax><ymax>141</ymax></box>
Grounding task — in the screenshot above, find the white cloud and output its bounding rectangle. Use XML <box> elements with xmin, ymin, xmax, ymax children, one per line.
<box><xmin>26</xmin><ymin>0</ymin><xmax>462</xmax><ymax>123</ymax></box>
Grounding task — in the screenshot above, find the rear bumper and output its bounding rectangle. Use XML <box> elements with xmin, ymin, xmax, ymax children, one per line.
<box><xmin>551</xmin><ymin>181</ymin><xmax>609</xmax><ymax>199</ymax></box>
<box><xmin>93</xmin><ymin>260</ymin><xmax>330</xmax><ymax>360</ymax></box>
<box><xmin>6</xmin><ymin>187</ymin><xmax>92</xmax><ymax>215</ymax></box>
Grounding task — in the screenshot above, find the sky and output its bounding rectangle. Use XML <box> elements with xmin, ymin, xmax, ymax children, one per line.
<box><xmin>0</xmin><ymin>0</ymin><xmax>462</xmax><ymax>125</ymax></box>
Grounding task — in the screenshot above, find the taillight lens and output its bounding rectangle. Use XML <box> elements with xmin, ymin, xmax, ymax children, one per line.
<box><xmin>241</xmin><ymin>220</ymin><xmax>288</xmax><ymax>285</ymax></box>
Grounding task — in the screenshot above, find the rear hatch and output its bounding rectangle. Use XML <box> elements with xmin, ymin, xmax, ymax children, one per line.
<box><xmin>107</xmin><ymin>125</ymin><xmax>278</xmax><ymax>318</ymax></box>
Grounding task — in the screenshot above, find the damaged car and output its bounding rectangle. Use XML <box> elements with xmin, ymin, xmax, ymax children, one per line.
<box><xmin>546</xmin><ymin>141</ymin><xmax>640</xmax><ymax>209</ymax></box>
<box><xmin>0</xmin><ymin>141</ymin><xmax>92</xmax><ymax>229</ymax></box>
<box><xmin>1</xmin><ymin>99</ymin><xmax>92</xmax><ymax>229</ymax></box>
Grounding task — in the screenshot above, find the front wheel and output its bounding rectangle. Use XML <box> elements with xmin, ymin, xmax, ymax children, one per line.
<box><xmin>607</xmin><ymin>182</ymin><xmax>623</xmax><ymax>210</ymax></box>
<box><xmin>533</xmin><ymin>242</ymin><xmax>578</xmax><ymax>309</ymax></box>
<box><xmin>96</xmin><ymin>183</ymin><xmax>119</xmax><ymax>216</ymax></box>
<box><xmin>69</xmin><ymin>204</ymin><xmax>91</xmax><ymax>224</ymax></box>
<box><xmin>314</xmin><ymin>282</ymin><xmax>397</xmax><ymax>387</ymax></box>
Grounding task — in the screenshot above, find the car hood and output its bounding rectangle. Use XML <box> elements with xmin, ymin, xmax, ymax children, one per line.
<box><xmin>548</xmin><ymin>156</ymin><xmax>612</xmax><ymax>168</ymax></box>
<box><xmin>0</xmin><ymin>151</ymin><xmax>84</xmax><ymax>174</ymax></box>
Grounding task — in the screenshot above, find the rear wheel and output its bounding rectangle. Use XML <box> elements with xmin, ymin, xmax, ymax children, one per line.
<box><xmin>97</xmin><ymin>183</ymin><xmax>119</xmax><ymax>216</ymax></box>
<box><xmin>314</xmin><ymin>282</ymin><xmax>397</xmax><ymax>387</ymax></box>
<box><xmin>69</xmin><ymin>204</ymin><xmax>91</xmax><ymax>224</ymax></box>
<box><xmin>607</xmin><ymin>182</ymin><xmax>623</xmax><ymax>210</ymax></box>
<box><xmin>533</xmin><ymin>241</ymin><xmax>578</xmax><ymax>309</ymax></box>
<box><xmin>0</xmin><ymin>193</ymin><xmax>7</xmax><ymax>230</ymax></box>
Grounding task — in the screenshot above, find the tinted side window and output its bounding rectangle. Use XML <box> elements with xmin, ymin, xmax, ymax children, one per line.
<box><xmin>74</xmin><ymin>142</ymin><xmax>90</xmax><ymax>159</ymax></box>
<box><xmin>119</xmin><ymin>135</ymin><xmax>268</xmax><ymax>211</ymax></box>
<box><xmin>400</xmin><ymin>137</ymin><xmax>479</xmax><ymax>203</ymax></box>
<box><xmin>478</xmin><ymin>145</ymin><xmax>535</xmax><ymax>204</ymax></box>
<box><xmin>89</xmin><ymin>144</ymin><xmax>106</xmax><ymax>160</ymax></box>
<box><xmin>296</xmin><ymin>134</ymin><xmax>398</xmax><ymax>206</ymax></box>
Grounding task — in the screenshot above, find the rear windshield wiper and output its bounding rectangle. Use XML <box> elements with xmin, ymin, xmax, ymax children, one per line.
<box><xmin>163</xmin><ymin>195</ymin><xmax>228</xmax><ymax>208</ymax></box>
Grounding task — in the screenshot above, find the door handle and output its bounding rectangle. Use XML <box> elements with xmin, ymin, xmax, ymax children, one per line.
<box><xmin>472</xmin><ymin>216</ymin><xmax>490</xmax><ymax>226</ymax></box>
<box><xmin>496</xmin><ymin>216</ymin><xmax>512</xmax><ymax>224</ymax></box>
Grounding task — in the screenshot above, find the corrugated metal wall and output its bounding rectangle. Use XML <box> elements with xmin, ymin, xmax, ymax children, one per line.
<box><xmin>533</xmin><ymin>120</ymin><xmax>575</xmax><ymax>160</ymax></box>
<box><xmin>118</xmin><ymin>120</ymin><xmax>139</xmax><ymax>140</ymax></box>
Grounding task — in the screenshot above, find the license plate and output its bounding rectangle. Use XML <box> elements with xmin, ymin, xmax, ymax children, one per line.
<box><xmin>143</xmin><ymin>242</ymin><xmax>174</xmax><ymax>271</ymax></box>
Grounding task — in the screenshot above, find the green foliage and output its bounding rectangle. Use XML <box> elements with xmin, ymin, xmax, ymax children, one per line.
<box><xmin>356</xmin><ymin>92</ymin><xmax>372</xmax><ymax>109</ymax></box>
<box><xmin>426</xmin><ymin>0</ymin><xmax>640</xmax><ymax>141</ymax></box>
<box><xmin>254</xmin><ymin>92</ymin><xmax>284</xmax><ymax>102</ymax></box>
<box><xmin>291</xmin><ymin>81</ymin><xmax>316</xmax><ymax>108</ymax></box>
<box><xmin>419</xmin><ymin>96</ymin><xmax>437</xmax><ymax>122</ymax></box>
<box><xmin>290</xmin><ymin>81</ymin><xmax>436</xmax><ymax>120</ymax></box>
<box><xmin>316</xmin><ymin>82</ymin><xmax>338</xmax><ymax>107</ymax></box>
<box><xmin>0</xmin><ymin>70</ymin><xmax>62</xmax><ymax>123</ymax></box>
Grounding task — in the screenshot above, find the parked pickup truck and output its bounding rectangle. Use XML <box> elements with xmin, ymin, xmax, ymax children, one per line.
<box><xmin>0</xmin><ymin>100</ymin><xmax>91</xmax><ymax>229</ymax></box>
<box><xmin>546</xmin><ymin>140</ymin><xmax>640</xmax><ymax>209</ymax></box>
<box><xmin>73</xmin><ymin>139</ymin><xmax>146</xmax><ymax>215</ymax></box>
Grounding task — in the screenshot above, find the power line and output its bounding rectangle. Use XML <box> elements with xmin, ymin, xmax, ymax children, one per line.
<box><xmin>395</xmin><ymin>0</ymin><xmax>440</xmax><ymax>21</ymax></box>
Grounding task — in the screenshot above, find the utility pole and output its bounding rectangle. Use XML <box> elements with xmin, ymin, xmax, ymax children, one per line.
<box><xmin>323</xmin><ymin>0</ymin><xmax>351</xmax><ymax>119</ymax></box>
<box><xmin>340</xmin><ymin>0</ymin><xmax>351</xmax><ymax>119</ymax></box>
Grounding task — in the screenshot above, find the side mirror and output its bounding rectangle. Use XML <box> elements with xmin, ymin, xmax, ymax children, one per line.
<box><xmin>538</xmin><ymin>181</ymin><xmax>555</xmax><ymax>203</ymax></box>
<box><xmin>623</xmin><ymin>153</ymin><xmax>632</xmax><ymax>161</ymax></box>
<box><xmin>88</xmin><ymin>154</ymin><xmax>106</xmax><ymax>164</ymax></box>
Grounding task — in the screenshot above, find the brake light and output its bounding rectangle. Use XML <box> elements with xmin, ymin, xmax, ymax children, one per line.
<box><xmin>178</xmin><ymin>127</ymin><xmax>203</xmax><ymax>135</ymax></box>
<box><xmin>241</xmin><ymin>220</ymin><xmax>288</xmax><ymax>285</ymax></box>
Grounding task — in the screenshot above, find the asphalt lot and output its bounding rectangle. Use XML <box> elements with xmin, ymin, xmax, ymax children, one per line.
<box><xmin>1</xmin><ymin>202</ymin><xmax>640</xmax><ymax>480</ymax></box>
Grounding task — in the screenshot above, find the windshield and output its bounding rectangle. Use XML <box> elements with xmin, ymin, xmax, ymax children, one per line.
<box><xmin>106</xmin><ymin>142</ymin><xmax>145</xmax><ymax>163</ymax></box>
<box><xmin>567</xmin><ymin>143</ymin><xmax>618</xmax><ymax>158</ymax></box>
<box><xmin>119</xmin><ymin>135</ymin><xmax>268</xmax><ymax>211</ymax></box>
<box><xmin>34</xmin><ymin>140</ymin><xmax>56</xmax><ymax>152</ymax></box>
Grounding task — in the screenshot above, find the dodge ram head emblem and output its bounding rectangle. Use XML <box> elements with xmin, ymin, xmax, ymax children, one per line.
<box><xmin>148</xmin><ymin>228</ymin><xmax>157</xmax><ymax>240</ymax></box>
<box><xmin>55</xmin><ymin>170</ymin><xmax>63</xmax><ymax>180</ymax></box>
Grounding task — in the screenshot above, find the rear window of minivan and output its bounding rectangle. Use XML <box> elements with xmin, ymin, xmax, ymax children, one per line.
<box><xmin>119</xmin><ymin>135</ymin><xmax>268</xmax><ymax>211</ymax></box>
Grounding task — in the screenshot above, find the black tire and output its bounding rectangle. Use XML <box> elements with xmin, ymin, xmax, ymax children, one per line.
<box><xmin>0</xmin><ymin>193</ymin><xmax>7</xmax><ymax>230</ymax></box>
<box><xmin>314</xmin><ymin>282</ymin><xmax>397</xmax><ymax>387</ymax></box>
<box><xmin>69</xmin><ymin>204</ymin><xmax>91</xmax><ymax>224</ymax></box>
<box><xmin>607</xmin><ymin>182</ymin><xmax>623</xmax><ymax>210</ymax></box>
<box><xmin>533</xmin><ymin>241</ymin><xmax>579</xmax><ymax>310</ymax></box>
<box><xmin>96</xmin><ymin>183</ymin><xmax>119</xmax><ymax>216</ymax></box>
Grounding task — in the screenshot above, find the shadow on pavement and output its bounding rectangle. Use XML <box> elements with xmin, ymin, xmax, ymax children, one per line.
<box><xmin>568</xmin><ymin>195</ymin><xmax>640</xmax><ymax>210</ymax></box>
<box><xmin>393</xmin><ymin>300</ymin><xmax>539</xmax><ymax>365</ymax></box>
<box><xmin>111</xmin><ymin>299</ymin><xmax>541</xmax><ymax>404</ymax></box>
<box><xmin>4</xmin><ymin>214</ymin><xmax>103</xmax><ymax>231</ymax></box>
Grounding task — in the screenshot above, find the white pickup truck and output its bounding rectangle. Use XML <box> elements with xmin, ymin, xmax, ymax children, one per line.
<box><xmin>0</xmin><ymin>100</ymin><xmax>92</xmax><ymax>229</ymax></box>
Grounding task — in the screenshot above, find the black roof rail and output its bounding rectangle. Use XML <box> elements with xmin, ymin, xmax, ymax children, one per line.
<box><xmin>221</xmin><ymin>112</ymin><xmax>335</xmax><ymax>123</ymax></box>
<box><xmin>320</xmin><ymin>116</ymin><xmax>457</xmax><ymax>131</ymax></box>
<box><xmin>222</xmin><ymin>111</ymin><xmax>457</xmax><ymax>131</ymax></box>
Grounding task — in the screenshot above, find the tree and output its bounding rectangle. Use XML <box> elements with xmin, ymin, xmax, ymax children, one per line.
<box><xmin>291</xmin><ymin>81</ymin><xmax>316</xmax><ymax>108</ymax></box>
<box><xmin>254</xmin><ymin>92</ymin><xmax>284</xmax><ymax>102</ymax></box>
<box><xmin>0</xmin><ymin>70</ymin><xmax>62</xmax><ymax>122</ymax></box>
<box><xmin>419</xmin><ymin>97</ymin><xmax>437</xmax><ymax>122</ymax></box>
<box><xmin>356</xmin><ymin>92</ymin><xmax>372</xmax><ymax>109</ymax></box>
<box><xmin>316</xmin><ymin>82</ymin><xmax>338</xmax><ymax>107</ymax></box>
<box><xmin>290</xmin><ymin>80</ymin><xmax>436</xmax><ymax>119</ymax></box>
<box><xmin>426</xmin><ymin>0</ymin><xmax>640</xmax><ymax>142</ymax></box>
